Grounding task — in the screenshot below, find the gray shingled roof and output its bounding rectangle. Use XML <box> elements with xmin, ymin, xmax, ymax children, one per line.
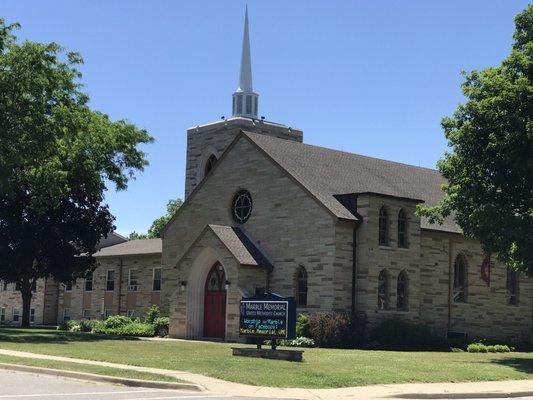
<box><xmin>209</xmin><ymin>225</ymin><xmax>273</xmax><ymax>268</ymax></box>
<box><xmin>243</xmin><ymin>131</ymin><xmax>460</xmax><ymax>233</ymax></box>
<box><xmin>95</xmin><ymin>238</ymin><xmax>162</xmax><ymax>257</ymax></box>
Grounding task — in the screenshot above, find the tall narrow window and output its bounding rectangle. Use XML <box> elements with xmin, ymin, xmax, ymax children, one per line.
<box><xmin>30</xmin><ymin>308</ymin><xmax>35</xmax><ymax>323</ymax></box>
<box><xmin>153</xmin><ymin>268</ymin><xmax>162</xmax><ymax>291</ymax></box>
<box><xmin>65</xmin><ymin>281</ymin><xmax>72</xmax><ymax>292</ymax></box>
<box><xmin>106</xmin><ymin>270</ymin><xmax>115</xmax><ymax>292</ymax></box>
<box><xmin>1</xmin><ymin>281</ymin><xmax>6</xmax><ymax>291</ymax></box>
<box><xmin>0</xmin><ymin>308</ymin><xmax>5</xmax><ymax>323</ymax></box>
<box><xmin>296</xmin><ymin>267</ymin><xmax>308</xmax><ymax>307</ymax></box>
<box><xmin>453</xmin><ymin>254</ymin><xmax>468</xmax><ymax>303</ymax></box>
<box><xmin>506</xmin><ymin>267</ymin><xmax>519</xmax><ymax>306</ymax></box>
<box><xmin>246</xmin><ymin>95</ymin><xmax>252</xmax><ymax>115</ymax></box>
<box><xmin>85</xmin><ymin>275</ymin><xmax>93</xmax><ymax>292</ymax></box>
<box><xmin>83</xmin><ymin>309</ymin><xmax>91</xmax><ymax>320</ymax></box>
<box><xmin>397</xmin><ymin>209</ymin><xmax>408</xmax><ymax>248</ymax></box>
<box><xmin>397</xmin><ymin>271</ymin><xmax>409</xmax><ymax>311</ymax></box>
<box><xmin>31</xmin><ymin>280</ymin><xmax>36</xmax><ymax>292</ymax></box>
<box><xmin>254</xmin><ymin>97</ymin><xmax>258</xmax><ymax>116</ymax></box>
<box><xmin>237</xmin><ymin>95</ymin><xmax>243</xmax><ymax>114</ymax></box>
<box><xmin>378</xmin><ymin>270</ymin><xmax>389</xmax><ymax>310</ymax></box>
<box><xmin>204</xmin><ymin>154</ymin><xmax>217</xmax><ymax>176</ymax></box>
<box><xmin>13</xmin><ymin>308</ymin><xmax>20</xmax><ymax>322</ymax></box>
<box><xmin>128</xmin><ymin>269</ymin><xmax>138</xmax><ymax>291</ymax></box>
<box><xmin>63</xmin><ymin>308</ymin><xmax>71</xmax><ymax>321</ymax></box>
<box><xmin>378</xmin><ymin>206</ymin><xmax>389</xmax><ymax>246</ymax></box>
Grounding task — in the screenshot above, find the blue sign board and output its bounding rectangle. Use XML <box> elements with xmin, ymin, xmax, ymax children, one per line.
<box><xmin>239</xmin><ymin>293</ymin><xmax>296</xmax><ymax>339</ymax></box>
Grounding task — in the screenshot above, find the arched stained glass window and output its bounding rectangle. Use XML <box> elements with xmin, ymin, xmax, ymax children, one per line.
<box><xmin>378</xmin><ymin>270</ymin><xmax>389</xmax><ymax>310</ymax></box>
<box><xmin>397</xmin><ymin>271</ymin><xmax>408</xmax><ymax>311</ymax></box>
<box><xmin>296</xmin><ymin>266</ymin><xmax>308</xmax><ymax>307</ymax></box>
<box><xmin>378</xmin><ymin>207</ymin><xmax>389</xmax><ymax>246</ymax></box>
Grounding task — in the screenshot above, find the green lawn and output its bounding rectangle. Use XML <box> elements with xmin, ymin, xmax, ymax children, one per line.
<box><xmin>0</xmin><ymin>328</ymin><xmax>531</xmax><ymax>389</ymax></box>
<box><xmin>0</xmin><ymin>353</ymin><xmax>182</xmax><ymax>383</ymax></box>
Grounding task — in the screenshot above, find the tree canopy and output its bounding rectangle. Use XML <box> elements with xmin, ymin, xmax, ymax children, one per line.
<box><xmin>0</xmin><ymin>19</ymin><xmax>153</xmax><ymax>326</ymax></box>
<box><xmin>129</xmin><ymin>198</ymin><xmax>183</xmax><ymax>239</ymax></box>
<box><xmin>418</xmin><ymin>5</ymin><xmax>533</xmax><ymax>276</ymax></box>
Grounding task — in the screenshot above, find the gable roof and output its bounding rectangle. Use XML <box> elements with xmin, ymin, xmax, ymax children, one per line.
<box><xmin>95</xmin><ymin>238</ymin><xmax>162</xmax><ymax>257</ymax></box>
<box><xmin>242</xmin><ymin>131</ymin><xmax>459</xmax><ymax>233</ymax></box>
<box><xmin>209</xmin><ymin>225</ymin><xmax>273</xmax><ymax>268</ymax></box>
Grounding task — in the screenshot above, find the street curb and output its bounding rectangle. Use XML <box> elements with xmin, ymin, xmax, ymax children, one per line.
<box><xmin>392</xmin><ymin>391</ymin><xmax>533</xmax><ymax>399</ymax></box>
<box><xmin>0</xmin><ymin>362</ymin><xmax>203</xmax><ymax>392</ymax></box>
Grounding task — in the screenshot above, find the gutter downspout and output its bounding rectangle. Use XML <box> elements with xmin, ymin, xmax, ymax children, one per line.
<box><xmin>351</xmin><ymin>196</ymin><xmax>359</xmax><ymax>318</ymax></box>
<box><xmin>117</xmin><ymin>258</ymin><xmax>123</xmax><ymax>315</ymax></box>
<box><xmin>447</xmin><ymin>238</ymin><xmax>452</xmax><ymax>334</ymax></box>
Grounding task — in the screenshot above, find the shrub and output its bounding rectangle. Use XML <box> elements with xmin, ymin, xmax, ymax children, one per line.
<box><xmin>153</xmin><ymin>316</ymin><xmax>169</xmax><ymax>337</ymax></box>
<box><xmin>371</xmin><ymin>318</ymin><xmax>438</xmax><ymax>350</ymax></box>
<box><xmin>93</xmin><ymin>321</ymin><xmax>155</xmax><ymax>337</ymax></box>
<box><xmin>57</xmin><ymin>320</ymin><xmax>78</xmax><ymax>331</ymax></box>
<box><xmin>296</xmin><ymin>313</ymin><xmax>311</xmax><ymax>338</ymax></box>
<box><xmin>467</xmin><ymin>342</ymin><xmax>512</xmax><ymax>353</ymax></box>
<box><xmin>144</xmin><ymin>305</ymin><xmax>160</xmax><ymax>324</ymax></box>
<box><xmin>101</xmin><ymin>315</ymin><xmax>132</xmax><ymax>329</ymax></box>
<box><xmin>309</xmin><ymin>312</ymin><xmax>354</xmax><ymax>348</ymax></box>
<box><xmin>289</xmin><ymin>336</ymin><xmax>315</xmax><ymax>348</ymax></box>
<box><xmin>78</xmin><ymin>319</ymin><xmax>100</xmax><ymax>332</ymax></box>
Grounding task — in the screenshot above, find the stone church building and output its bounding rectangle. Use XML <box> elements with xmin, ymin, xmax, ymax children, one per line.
<box><xmin>161</xmin><ymin>8</ymin><xmax>532</xmax><ymax>343</ymax></box>
<box><xmin>1</xmin><ymin>8</ymin><xmax>531</xmax><ymax>344</ymax></box>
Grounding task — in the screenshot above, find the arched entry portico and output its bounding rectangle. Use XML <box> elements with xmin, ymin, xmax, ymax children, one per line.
<box><xmin>203</xmin><ymin>262</ymin><xmax>226</xmax><ymax>338</ymax></box>
<box><xmin>185</xmin><ymin>247</ymin><xmax>228</xmax><ymax>339</ymax></box>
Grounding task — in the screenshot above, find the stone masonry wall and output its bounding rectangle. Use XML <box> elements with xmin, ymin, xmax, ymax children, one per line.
<box><xmin>420</xmin><ymin>231</ymin><xmax>533</xmax><ymax>343</ymax></box>
<box><xmin>164</xmin><ymin>135</ymin><xmax>336</xmax><ymax>338</ymax></box>
<box><xmin>354</xmin><ymin>194</ymin><xmax>422</xmax><ymax>328</ymax></box>
<box><xmin>185</xmin><ymin>117</ymin><xmax>303</xmax><ymax>198</ymax></box>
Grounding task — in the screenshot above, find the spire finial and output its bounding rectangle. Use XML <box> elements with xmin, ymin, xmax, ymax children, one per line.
<box><xmin>232</xmin><ymin>5</ymin><xmax>259</xmax><ymax>118</ymax></box>
<box><xmin>238</xmin><ymin>5</ymin><xmax>252</xmax><ymax>92</ymax></box>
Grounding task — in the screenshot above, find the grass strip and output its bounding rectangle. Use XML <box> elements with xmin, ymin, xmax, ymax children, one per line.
<box><xmin>0</xmin><ymin>353</ymin><xmax>182</xmax><ymax>383</ymax></box>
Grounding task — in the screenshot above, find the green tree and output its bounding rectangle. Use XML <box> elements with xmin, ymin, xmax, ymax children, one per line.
<box><xmin>0</xmin><ymin>20</ymin><xmax>153</xmax><ymax>327</ymax></box>
<box><xmin>418</xmin><ymin>5</ymin><xmax>533</xmax><ymax>276</ymax></box>
<box><xmin>129</xmin><ymin>198</ymin><xmax>182</xmax><ymax>240</ymax></box>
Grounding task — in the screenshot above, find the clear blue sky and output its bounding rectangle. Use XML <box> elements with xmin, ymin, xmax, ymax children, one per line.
<box><xmin>3</xmin><ymin>1</ymin><xmax>529</xmax><ymax>236</ymax></box>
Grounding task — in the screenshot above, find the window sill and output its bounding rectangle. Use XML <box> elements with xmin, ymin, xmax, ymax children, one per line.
<box><xmin>378</xmin><ymin>245</ymin><xmax>392</xmax><ymax>250</ymax></box>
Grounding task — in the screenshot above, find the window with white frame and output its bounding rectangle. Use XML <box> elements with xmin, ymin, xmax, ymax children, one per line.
<box><xmin>106</xmin><ymin>270</ymin><xmax>115</xmax><ymax>291</ymax></box>
<box><xmin>128</xmin><ymin>269</ymin><xmax>138</xmax><ymax>291</ymax></box>
<box><xmin>0</xmin><ymin>308</ymin><xmax>5</xmax><ymax>323</ymax></box>
<box><xmin>83</xmin><ymin>309</ymin><xmax>91</xmax><ymax>320</ymax></box>
<box><xmin>13</xmin><ymin>308</ymin><xmax>20</xmax><ymax>322</ymax></box>
<box><xmin>65</xmin><ymin>281</ymin><xmax>72</xmax><ymax>292</ymax></box>
<box><xmin>63</xmin><ymin>308</ymin><xmax>71</xmax><ymax>321</ymax></box>
<box><xmin>30</xmin><ymin>308</ymin><xmax>35</xmax><ymax>323</ymax></box>
<box><xmin>153</xmin><ymin>268</ymin><xmax>162</xmax><ymax>291</ymax></box>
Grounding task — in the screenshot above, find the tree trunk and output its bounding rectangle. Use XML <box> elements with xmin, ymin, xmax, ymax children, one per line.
<box><xmin>20</xmin><ymin>279</ymin><xmax>32</xmax><ymax>328</ymax></box>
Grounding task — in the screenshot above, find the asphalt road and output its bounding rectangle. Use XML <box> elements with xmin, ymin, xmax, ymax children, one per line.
<box><xmin>0</xmin><ymin>370</ymin><xmax>531</xmax><ymax>400</ymax></box>
<box><xmin>0</xmin><ymin>370</ymin><xmax>281</xmax><ymax>400</ymax></box>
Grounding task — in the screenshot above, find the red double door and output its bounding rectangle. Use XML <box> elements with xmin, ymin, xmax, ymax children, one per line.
<box><xmin>203</xmin><ymin>263</ymin><xmax>226</xmax><ymax>339</ymax></box>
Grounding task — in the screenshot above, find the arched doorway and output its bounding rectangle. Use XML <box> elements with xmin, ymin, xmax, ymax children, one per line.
<box><xmin>203</xmin><ymin>262</ymin><xmax>226</xmax><ymax>338</ymax></box>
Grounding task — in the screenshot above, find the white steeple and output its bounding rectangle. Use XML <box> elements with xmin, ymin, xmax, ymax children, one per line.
<box><xmin>232</xmin><ymin>5</ymin><xmax>259</xmax><ymax>118</ymax></box>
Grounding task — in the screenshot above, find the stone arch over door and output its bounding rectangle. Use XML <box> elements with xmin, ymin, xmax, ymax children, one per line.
<box><xmin>185</xmin><ymin>247</ymin><xmax>227</xmax><ymax>339</ymax></box>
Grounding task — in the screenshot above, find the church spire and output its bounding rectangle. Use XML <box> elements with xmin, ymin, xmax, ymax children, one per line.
<box><xmin>232</xmin><ymin>5</ymin><xmax>259</xmax><ymax>118</ymax></box>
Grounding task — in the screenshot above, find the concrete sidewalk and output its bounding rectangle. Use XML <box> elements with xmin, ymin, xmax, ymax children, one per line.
<box><xmin>0</xmin><ymin>348</ymin><xmax>531</xmax><ymax>399</ymax></box>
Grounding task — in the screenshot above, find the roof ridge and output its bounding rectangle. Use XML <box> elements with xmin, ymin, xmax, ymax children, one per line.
<box><xmin>242</xmin><ymin>131</ymin><xmax>441</xmax><ymax>174</ymax></box>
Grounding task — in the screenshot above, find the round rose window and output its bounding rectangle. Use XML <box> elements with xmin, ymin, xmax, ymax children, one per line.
<box><xmin>232</xmin><ymin>190</ymin><xmax>253</xmax><ymax>224</ymax></box>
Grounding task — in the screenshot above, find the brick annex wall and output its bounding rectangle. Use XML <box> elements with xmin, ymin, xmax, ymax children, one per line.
<box><xmin>0</xmin><ymin>280</ymin><xmax>47</xmax><ymax>326</ymax></box>
<box><xmin>57</xmin><ymin>254</ymin><xmax>163</xmax><ymax>322</ymax></box>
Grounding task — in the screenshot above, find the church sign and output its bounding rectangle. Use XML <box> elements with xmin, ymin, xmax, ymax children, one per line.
<box><xmin>239</xmin><ymin>293</ymin><xmax>296</xmax><ymax>340</ymax></box>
